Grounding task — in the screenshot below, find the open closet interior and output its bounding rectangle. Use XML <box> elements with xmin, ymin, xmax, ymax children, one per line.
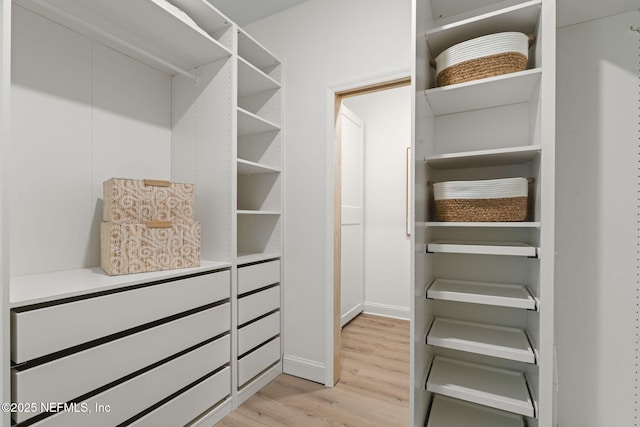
<box><xmin>1</xmin><ymin>0</ymin><xmax>283</xmax><ymax>425</ymax></box>
<box><xmin>412</xmin><ymin>0</ymin><xmax>555</xmax><ymax>425</ymax></box>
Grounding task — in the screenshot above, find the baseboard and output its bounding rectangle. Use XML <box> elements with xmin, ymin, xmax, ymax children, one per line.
<box><xmin>283</xmin><ymin>355</ymin><xmax>325</xmax><ymax>384</ymax></box>
<box><xmin>364</xmin><ymin>302</ymin><xmax>410</xmax><ymax>320</ymax></box>
<box><xmin>341</xmin><ymin>303</ymin><xmax>364</xmax><ymax>327</ymax></box>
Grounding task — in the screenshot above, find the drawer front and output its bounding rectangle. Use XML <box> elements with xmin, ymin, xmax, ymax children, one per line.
<box><xmin>12</xmin><ymin>304</ymin><xmax>230</xmax><ymax>423</ymax></box>
<box><xmin>237</xmin><ymin>285</ymin><xmax>280</xmax><ymax>325</ymax></box>
<box><xmin>238</xmin><ymin>311</ymin><xmax>280</xmax><ymax>356</ymax></box>
<box><xmin>238</xmin><ymin>337</ymin><xmax>281</xmax><ymax>387</ymax></box>
<box><xmin>29</xmin><ymin>336</ymin><xmax>230</xmax><ymax>427</ymax></box>
<box><xmin>129</xmin><ymin>367</ymin><xmax>230</xmax><ymax>427</ymax></box>
<box><xmin>238</xmin><ymin>260</ymin><xmax>280</xmax><ymax>294</ymax></box>
<box><xmin>12</xmin><ymin>270</ymin><xmax>230</xmax><ymax>363</ymax></box>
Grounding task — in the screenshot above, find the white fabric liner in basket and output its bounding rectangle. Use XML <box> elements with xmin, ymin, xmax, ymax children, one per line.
<box><xmin>433</xmin><ymin>177</ymin><xmax>528</xmax><ymax>200</ymax></box>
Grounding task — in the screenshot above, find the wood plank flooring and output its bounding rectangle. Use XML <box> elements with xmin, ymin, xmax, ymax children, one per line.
<box><xmin>216</xmin><ymin>314</ymin><xmax>410</xmax><ymax>426</ymax></box>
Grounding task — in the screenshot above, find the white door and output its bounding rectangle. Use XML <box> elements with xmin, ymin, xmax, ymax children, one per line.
<box><xmin>340</xmin><ymin>105</ymin><xmax>364</xmax><ymax>327</ymax></box>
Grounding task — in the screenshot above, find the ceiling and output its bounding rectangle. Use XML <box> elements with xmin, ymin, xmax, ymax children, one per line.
<box><xmin>206</xmin><ymin>0</ymin><xmax>638</xmax><ymax>28</ymax></box>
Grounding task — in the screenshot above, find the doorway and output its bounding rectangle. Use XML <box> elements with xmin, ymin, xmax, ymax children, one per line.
<box><xmin>331</xmin><ymin>75</ymin><xmax>411</xmax><ymax>385</ymax></box>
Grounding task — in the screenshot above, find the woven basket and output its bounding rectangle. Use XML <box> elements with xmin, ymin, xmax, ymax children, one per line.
<box><xmin>433</xmin><ymin>177</ymin><xmax>529</xmax><ymax>222</ymax></box>
<box><xmin>437</xmin><ymin>51</ymin><xmax>527</xmax><ymax>87</ymax></box>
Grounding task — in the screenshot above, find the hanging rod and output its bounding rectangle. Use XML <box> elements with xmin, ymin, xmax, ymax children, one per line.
<box><xmin>32</xmin><ymin>0</ymin><xmax>199</xmax><ymax>81</ymax></box>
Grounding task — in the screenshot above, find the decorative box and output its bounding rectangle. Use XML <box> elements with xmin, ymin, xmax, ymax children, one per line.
<box><xmin>100</xmin><ymin>178</ymin><xmax>200</xmax><ymax>276</ymax></box>
<box><xmin>434</xmin><ymin>32</ymin><xmax>530</xmax><ymax>87</ymax></box>
<box><xmin>103</xmin><ymin>178</ymin><xmax>194</xmax><ymax>223</ymax></box>
<box><xmin>433</xmin><ymin>177</ymin><xmax>529</xmax><ymax>222</ymax></box>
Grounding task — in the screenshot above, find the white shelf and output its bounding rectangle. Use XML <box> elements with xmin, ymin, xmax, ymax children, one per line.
<box><xmin>425</xmin><ymin>0</ymin><xmax>541</xmax><ymax>57</ymax></box>
<box><xmin>425</xmin><ymin>68</ymin><xmax>542</xmax><ymax>115</ymax></box>
<box><xmin>10</xmin><ymin>260</ymin><xmax>231</xmax><ymax>308</ymax></box>
<box><xmin>427</xmin><ymin>395</ymin><xmax>525</xmax><ymax>427</ymax></box>
<box><xmin>426</xmin><ymin>356</ymin><xmax>534</xmax><ymax>417</ymax></box>
<box><xmin>422</xmin><ymin>222</ymin><xmax>540</xmax><ymax>228</ymax></box>
<box><xmin>427</xmin><ymin>279</ymin><xmax>536</xmax><ymax>309</ymax></box>
<box><xmin>237</xmin><ymin>108</ymin><xmax>280</xmax><ymax>136</ymax></box>
<box><xmin>427</xmin><ymin>241</ymin><xmax>537</xmax><ymax>257</ymax></box>
<box><xmin>237</xmin><ymin>210</ymin><xmax>281</xmax><ymax>215</ymax></box>
<box><xmin>238</xmin><ymin>57</ymin><xmax>280</xmax><ymax>97</ymax></box>
<box><xmin>236</xmin><ymin>252</ymin><xmax>280</xmax><ymax>266</ymax></box>
<box><xmin>168</xmin><ymin>0</ymin><xmax>232</xmax><ymax>38</ymax></box>
<box><xmin>237</xmin><ymin>159</ymin><xmax>281</xmax><ymax>175</ymax></box>
<box><xmin>426</xmin><ymin>145</ymin><xmax>541</xmax><ymax>169</ymax></box>
<box><xmin>15</xmin><ymin>0</ymin><xmax>232</xmax><ymax>79</ymax></box>
<box><xmin>238</xmin><ymin>29</ymin><xmax>280</xmax><ymax>72</ymax></box>
<box><xmin>427</xmin><ymin>317</ymin><xmax>535</xmax><ymax>363</ymax></box>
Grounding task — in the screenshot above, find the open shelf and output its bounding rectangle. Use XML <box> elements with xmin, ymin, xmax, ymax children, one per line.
<box><xmin>236</xmin><ymin>252</ymin><xmax>280</xmax><ymax>266</ymax></box>
<box><xmin>15</xmin><ymin>0</ymin><xmax>232</xmax><ymax>79</ymax></box>
<box><xmin>238</xmin><ymin>57</ymin><xmax>280</xmax><ymax>97</ymax></box>
<box><xmin>427</xmin><ymin>241</ymin><xmax>537</xmax><ymax>257</ymax></box>
<box><xmin>425</xmin><ymin>68</ymin><xmax>541</xmax><ymax>115</ymax></box>
<box><xmin>426</xmin><ymin>145</ymin><xmax>541</xmax><ymax>169</ymax></box>
<box><xmin>425</xmin><ymin>0</ymin><xmax>541</xmax><ymax>58</ymax></box>
<box><xmin>169</xmin><ymin>0</ymin><xmax>232</xmax><ymax>39</ymax></box>
<box><xmin>426</xmin><ymin>356</ymin><xmax>534</xmax><ymax>417</ymax></box>
<box><xmin>10</xmin><ymin>260</ymin><xmax>231</xmax><ymax>308</ymax></box>
<box><xmin>427</xmin><ymin>278</ymin><xmax>536</xmax><ymax>309</ymax></box>
<box><xmin>237</xmin><ymin>159</ymin><xmax>281</xmax><ymax>175</ymax></box>
<box><xmin>427</xmin><ymin>395</ymin><xmax>525</xmax><ymax>427</ymax></box>
<box><xmin>422</xmin><ymin>222</ymin><xmax>540</xmax><ymax>228</ymax></box>
<box><xmin>427</xmin><ymin>317</ymin><xmax>535</xmax><ymax>363</ymax></box>
<box><xmin>238</xmin><ymin>29</ymin><xmax>280</xmax><ymax>73</ymax></box>
<box><xmin>238</xmin><ymin>108</ymin><xmax>280</xmax><ymax>136</ymax></box>
<box><xmin>237</xmin><ymin>210</ymin><xmax>281</xmax><ymax>215</ymax></box>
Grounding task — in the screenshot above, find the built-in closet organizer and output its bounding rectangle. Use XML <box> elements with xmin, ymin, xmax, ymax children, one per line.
<box><xmin>233</xmin><ymin>28</ymin><xmax>283</xmax><ymax>404</ymax></box>
<box><xmin>412</xmin><ymin>1</ymin><xmax>555</xmax><ymax>427</ymax></box>
<box><xmin>1</xmin><ymin>0</ymin><xmax>283</xmax><ymax>425</ymax></box>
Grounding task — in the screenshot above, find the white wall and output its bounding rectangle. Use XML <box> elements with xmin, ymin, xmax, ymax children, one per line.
<box><xmin>556</xmin><ymin>10</ymin><xmax>639</xmax><ymax>426</ymax></box>
<box><xmin>343</xmin><ymin>86</ymin><xmax>411</xmax><ymax>320</ymax></box>
<box><xmin>245</xmin><ymin>0</ymin><xmax>412</xmax><ymax>383</ymax></box>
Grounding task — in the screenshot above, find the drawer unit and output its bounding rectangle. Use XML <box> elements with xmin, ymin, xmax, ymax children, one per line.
<box><xmin>238</xmin><ymin>311</ymin><xmax>280</xmax><ymax>356</ymax></box>
<box><xmin>129</xmin><ymin>367</ymin><xmax>231</xmax><ymax>427</ymax></box>
<box><xmin>237</xmin><ymin>285</ymin><xmax>280</xmax><ymax>325</ymax></box>
<box><xmin>238</xmin><ymin>260</ymin><xmax>280</xmax><ymax>294</ymax></box>
<box><xmin>238</xmin><ymin>337</ymin><xmax>281</xmax><ymax>387</ymax></box>
<box><xmin>12</xmin><ymin>304</ymin><xmax>230</xmax><ymax>423</ymax></box>
<box><xmin>29</xmin><ymin>336</ymin><xmax>230</xmax><ymax>427</ymax></box>
<box><xmin>11</xmin><ymin>270</ymin><xmax>230</xmax><ymax>363</ymax></box>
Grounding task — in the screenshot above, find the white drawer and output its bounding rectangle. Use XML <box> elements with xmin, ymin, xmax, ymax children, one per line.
<box><xmin>238</xmin><ymin>311</ymin><xmax>280</xmax><ymax>356</ymax></box>
<box><xmin>29</xmin><ymin>336</ymin><xmax>230</xmax><ymax>427</ymax></box>
<box><xmin>237</xmin><ymin>285</ymin><xmax>280</xmax><ymax>325</ymax></box>
<box><xmin>12</xmin><ymin>270</ymin><xmax>230</xmax><ymax>363</ymax></box>
<box><xmin>238</xmin><ymin>260</ymin><xmax>280</xmax><ymax>294</ymax></box>
<box><xmin>238</xmin><ymin>337</ymin><xmax>280</xmax><ymax>387</ymax></box>
<box><xmin>129</xmin><ymin>367</ymin><xmax>230</xmax><ymax>427</ymax></box>
<box><xmin>12</xmin><ymin>304</ymin><xmax>230</xmax><ymax>423</ymax></box>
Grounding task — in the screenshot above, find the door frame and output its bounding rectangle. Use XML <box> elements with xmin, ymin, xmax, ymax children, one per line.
<box><xmin>325</xmin><ymin>69</ymin><xmax>411</xmax><ymax>386</ymax></box>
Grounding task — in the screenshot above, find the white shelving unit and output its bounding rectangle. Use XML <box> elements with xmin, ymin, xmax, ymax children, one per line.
<box><xmin>427</xmin><ymin>317</ymin><xmax>535</xmax><ymax>363</ymax></box>
<box><xmin>426</xmin><ymin>356</ymin><xmax>535</xmax><ymax>417</ymax></box>
<box><xmin>0</xmin><ymin>1</ymin><xmax>284</xmax><ymax>425</ymax></box>
<box><xmin>413</xmin><ymin>0</ymin><xmax>555</xmax><ymax>425</ymax></box>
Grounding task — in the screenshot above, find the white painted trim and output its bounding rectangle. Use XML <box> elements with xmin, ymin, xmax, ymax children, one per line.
<box><xmin>191</xmin><ymin>397</ymin><xmax>234</xmax><ymax>427</ymax></box>
<box><xmin>283</xmin><ymin>355</ymin><xmax>325</xmax><ymax>385</ymax></box>
<box><xmin>364</xmin><ymin>302</ymin><xmax>410</xmax><ymax>321</ymax></box>
<box><xmin>326</xmin><ymin>68</ymin><xmax>412</xmax><ymax>388</ymax></box>
<box><xmin>341</xmin><ymin>303</ymin><xmax>364</xmax><ymax>327</ymax></box>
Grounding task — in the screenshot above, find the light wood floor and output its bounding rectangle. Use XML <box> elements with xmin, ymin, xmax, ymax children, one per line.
<box><xmin>216</xmin><ymin>314</ymin><xmax>410</xmax><ymax>426</ymax></box>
